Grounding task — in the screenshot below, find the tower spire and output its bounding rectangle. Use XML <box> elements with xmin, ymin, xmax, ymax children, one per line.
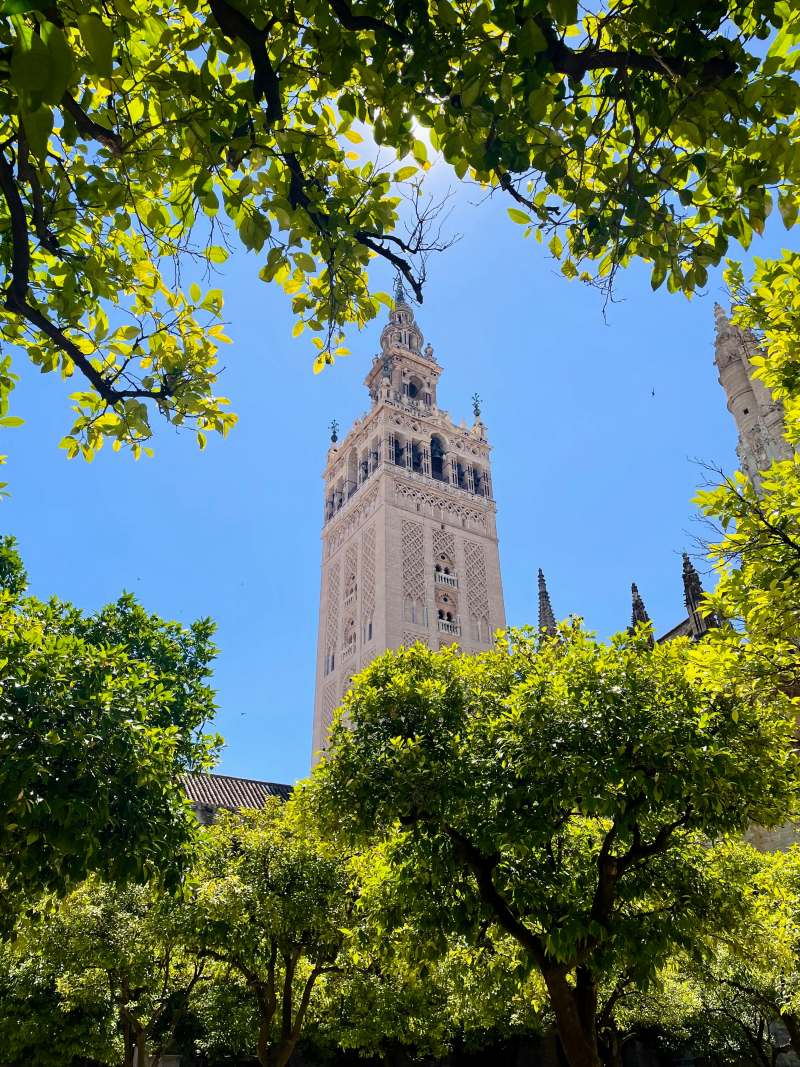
<box><xmin>537</xmin><ymin>568</ymin><xmax>557</xmax><ymax>635</ymax></box>
<box><xmin>682</xmin><ymin>552</ymin><xmax>716</xmax><ymax>638</ymax></box>
<box><xmin>630</xmin><ymin>582</ymin><xmax>650</xmax><ymax>626</ymax></box>
<box><xmin>629</xmin><ymin>582</ymin><xmax>654</xmax><ymax>646</ymax></box>
<box><xmin>682</xmin><ymin>552</ymin><xmax>703</xmax><ymax>614</ymax></box>
<box><xmin>394</xmin><ymin>274</ymin><xmax>408</xmax><ymax>306</ymax></box>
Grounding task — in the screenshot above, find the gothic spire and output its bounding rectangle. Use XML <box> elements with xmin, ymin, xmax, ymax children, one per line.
<box><xmin>682</xmin><ymin>552</ymin><xmax>703</xmax><ymax>613</ymax></box>
<box><xmin>682</xmin><ymin>551</ymin><xmax>717</xmax><ymax>638</ymax></box>
<box><xmin>629</xmin><ymin>582</ymin><xmax>654</xmax><ymax>646</ymax></box>
<box><xmin>630</xmin><ymin>582</ymin><xmax>650</xmax><ymax>626</ymax></box>
<box><xmin>537</xmin><ymin>568</ymin><xmax>557</xmax><ymax>635</ymax></box>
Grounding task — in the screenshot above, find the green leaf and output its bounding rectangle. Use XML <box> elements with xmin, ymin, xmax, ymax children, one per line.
<box><xmin>518</xmin><ymin>19</ymin><xmax>547</xmax><ymax>58</ymax></box>
<box><xmin>507</xmin><ymin>207</ymin><xmax>530</xmax><ymax>224</ymax></box>
<box><xmin>206</xmin><ymin>245</ymin><xmax>228</xmax><ymax>264</ymax></box>
<box><xmin>778</xmin><ymin>192</ymin><xmax>799</xmax><ymax>230</ymax></box>
<box><xmin>547</xmin><ymin>0</ymin><xmax>578</xmax><ymax>25</ymax></box>
<box><xmin>294</xmin><ymin>251</ymin><xmax>317</xmax><ymax>273</ymax></box>
<box><xmin>461</xmin><ymin>76</ymin><xmax>482</xmax><ymax>107</ymax></box>
<box><xmin>21</xmin><ymin>106</ymin><xmax>54</xmax><ymax>160</ymax></box>
<box><xmin>77</xmin><ymin>14</ymin><xmax>114</xmax><ymax>77</ymax></box>
<box><xmin>394</xmin><ymin>166</ymin><xmax>417</xmax><ymax>182</ymax></box>
<box><xmin>650</xmin><ymin>263</ymin><xmax>667</xmax><ymax>291</ymax></box>
<box><xmin>10</xmin><ymin>32</ymin><xmax>48</xmax><ymax>92</ymax></box>
<box><xmin>0</xmin><ymin>416</ymin><xmax>24</xmax><ymax>427</ymax></box>
<box><xmin>41</xmin><ymin>23</ymin><xmax>73</xmax><ymax>105</ymax></box>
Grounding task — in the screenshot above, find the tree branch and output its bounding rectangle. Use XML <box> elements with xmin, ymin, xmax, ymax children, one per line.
<box><xmin>0</xmin><ymin>149</ymin><xmax>178</xmax><ymax>408</ymax></box>
<box><xmin>61</xmin><ymin>92</ymin><xmax>123</xmax><ymax>154</ymax></box>
<box><xmin>443</xmin><ymin>823</ymin><xmax>548</xmax><ymax>968</ymax></box>
<box><xmin>207</xmin><ymin>0</ymin><xmax>281</xmax><ymax>120</ymax></box>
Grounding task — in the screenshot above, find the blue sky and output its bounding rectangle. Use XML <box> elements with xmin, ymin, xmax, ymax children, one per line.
<box><xmin>0</xmin><ymin>172</ymin><xmax>784</xmax><ymax>786</ymax></box>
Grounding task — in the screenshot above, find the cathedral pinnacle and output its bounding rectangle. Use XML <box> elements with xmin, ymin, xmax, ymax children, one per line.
<box><xmin>681</xmin><ymin>552</ymin><xmax>703</xmax><ymax>613</ymax></box>
<box><xmin>472</xmin><ymin>393</ymin><xmax>481</xmax><ymax>419</ymax></box>
<box><xmin>537</xmin><ymin>568</ymin><xmax>557</xmax><ymax>635</ymax></box>
<box><xmin>329</xmin><ymin>419</ymin><xmax>339</xmax><ymax>444</ymax></box>
<box><xmin>629</xmin><ymin>582</ymin><xmax>654</xmax><ymax>646</ymax></box>
<box><xmin>630</xmin><ymin>582</ymin><xmax>650</xmax><ymax>626</ymax></box>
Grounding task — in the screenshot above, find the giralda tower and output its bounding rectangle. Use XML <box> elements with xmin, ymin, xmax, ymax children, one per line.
<box><xmin>312</xmin><ymin>286</ymin><xmax>506</xmax><ymax>759</ymax></box>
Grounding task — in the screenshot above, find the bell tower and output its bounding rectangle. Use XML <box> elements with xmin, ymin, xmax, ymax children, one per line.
<box><xmin>312</xmin><ymin>285</ymin><xmax>506</xmax><ymax>759</ymax></box>
<box><xmin>713</xmin><ymin>303</ymin><xmax>792</xmax><ymax>485</ymax></box>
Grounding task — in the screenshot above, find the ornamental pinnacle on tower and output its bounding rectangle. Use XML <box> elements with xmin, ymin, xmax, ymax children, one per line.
<box><xmin>537</xmin><ymin>569</ymin><xmax>557</xmax><ymax>635</ymax></box>
<box><xmin>714</xmin><ymin>303</ymin><xmax>792</xmax><ymax>486</ymax></box>
<box><xmin>312</xmin><ymin>293</ymin><xmax>506</xmax><ymax>760</ymax></box>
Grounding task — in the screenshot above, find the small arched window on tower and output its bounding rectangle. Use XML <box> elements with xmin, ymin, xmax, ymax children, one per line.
<box><xmin>362</xmin><ymin>616</ymin><xmax>373</xmax><ymax>644</ymax></box>
<box><xmin>343</xmin><ymin>617</ymin><xmax>357</xmax><ymax>659</ymax></box>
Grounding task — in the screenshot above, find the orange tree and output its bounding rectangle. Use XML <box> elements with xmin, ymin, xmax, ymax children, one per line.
<box><xmin>0</xmin><ymin>0</ymin><xmax>798</xmax><ymax>462</ymax></box>
<box><xmin>311</xmin><ymin>629</ymin><xmax>798</xmax><ymax>1067</ymax></box>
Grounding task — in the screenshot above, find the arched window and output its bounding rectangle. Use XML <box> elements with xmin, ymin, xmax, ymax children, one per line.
<box><xmin>431</xmin><ymin>435</ymin><xmax>447</xmax><ymax>481</ymax></box>
<box><xmin>343</xmin><ymin>618</ymin><xmax>357</xmax><ymax>658</ymax></box>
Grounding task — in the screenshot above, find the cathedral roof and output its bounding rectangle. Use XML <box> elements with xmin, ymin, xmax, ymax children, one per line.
<box><xmin>181</xmin><ymin>772</ymin><xmax>292</xmax><ymax>810</ymax></box>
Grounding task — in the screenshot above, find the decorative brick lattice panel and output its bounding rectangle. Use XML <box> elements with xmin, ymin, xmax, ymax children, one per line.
<box><xmin>394</xmin><ymin>480</ymin><xmax>487</xmax><ymax>531</ymax></box>
<box><xmin>343</xmin><ymin>544</ymin><xmax>358</xmax><ymax>608</ymax></box>
<box><xmin>361</xmin><ymin>525</ymin><xmax>375</xmax><ymax>619</ymax></box>
<box><xmin>402</xmin><ymin>520</ymin><xmax>426</xmax><ymax>601</ymax></box>
<box><xmin>326</xmin><ymin>560</ymin><xmax>340</xmax><ymax>658</ymax></box>
<box><xmin>432</xmin><ymin>527</ymin><xmax>456</xmax><ymax>564</ymax></box>
<box><xmin>402</xmin><ymin>631</ymin><xmax>429</xmax><ymax>648</ymax></box>
<box><xmin>464</xmin><ymin>540</ymin><xmax>489</xmax><ymax>640</ymax></box>
<box><xmin>322</xmin><ymin>681</ymin><xmax>338</xmax><ymax>732</ymax></box>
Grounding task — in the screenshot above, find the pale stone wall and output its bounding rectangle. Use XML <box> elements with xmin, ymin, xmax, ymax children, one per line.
<box><xmin>312</xmin><ymin>298</ymin><xmax>506</xmax><ymax>762</ymax></box>
<box><xmin>714</xmin><ymin>303</ymin><xmax>792</xmax><ymax>485</ymax></box>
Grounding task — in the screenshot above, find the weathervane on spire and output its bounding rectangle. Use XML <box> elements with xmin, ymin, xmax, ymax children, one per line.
<box><xmin>329</xmin><ymin>419</ymin><xmax>339</xmax><ymax>444</ymax></box>
<box><xmin>472</xmin><ymin>392</ymin><xmax>482</xmax><ymax>419</ymax></box>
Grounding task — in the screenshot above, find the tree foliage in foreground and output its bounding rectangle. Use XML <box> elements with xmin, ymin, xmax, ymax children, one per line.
<box><xmin>613</xmin><ymin>844</ymin><xmax>800</xmax><ymax>1067</ymax></box>
<box><xmin>692</xmin><ymin>255</ymin><xmax>800</xmax><ymax>726</ymax></box>
<box><xmin>0</xmin><ymin>0</ymin><xmax>799</xmax><ymax>458</ymax></box>
<box><xmin>0</xmin><ymin>535</ymin><xmax>219</xmax><ymax>910</ymax></box>
<box><xmin>190</xmin><ymin>798</ymin><xmax>358</xmax><ymax>1067</ymax></box>
<box><xmin>0</xmin><ymin>879</ymin><xmax>203</xmax><ymax>1067</ymax></box>
<box><xmin>311</xmin><ymin>629</ymin><xmax>799</xmax><ymax>1067</ymax></box>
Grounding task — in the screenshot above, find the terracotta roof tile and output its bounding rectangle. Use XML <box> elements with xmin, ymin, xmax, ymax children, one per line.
<box><xmin>181</xmin><ymin>772</ymin><xmax>292</xmax><ymax>810</ymax></box>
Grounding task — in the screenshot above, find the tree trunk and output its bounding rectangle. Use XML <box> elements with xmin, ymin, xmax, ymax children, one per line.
<box><xmin>121</xmin><ymin>1013</ymin><xmax>135</xmax><ymax>1067</ymax></box>
<box><xmin>542</xmin><ymin>967</ymin><xmax>604</xmax><ymax>1067</ymax></box>
<box><xmin>257</xmin><ymin>1034</ymin><xmax>297</xmax><ymax>1067</ymax></box>
<box><xmin>781</xmin><ymin>1011</ymin><xmax>800</xmax><ymax>1056</ymax></box>
<box><xmin>272</xmin><ymin>1038</ymin><xmax>298</xmax><ymax>1067</ymax></box>
<box><xmin>136</xmin><ymin>1028</ymin><xmax>148</xmax><ymax>1067</ymax></box>
<box><xmin>257</xmin><ymin>1017</ymin><xmax>271</xmax><ymax>1067</ymax></box>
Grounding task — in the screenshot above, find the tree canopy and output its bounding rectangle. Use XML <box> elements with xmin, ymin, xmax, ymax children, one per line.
<box><xmin>190</xmin><ymin>797</ymin><xmax>358</xmax><ymax>1067</ymax></box>
<box><xmin>0</xmin><ymin>0</ymin><xmax>798</xmax><ymax>460</ymax></box>
<box><xmin>0</xmin><ymin>535</ymin><xmax>219</xmax><ymax>909</ymax></box>
<box><xmin>311</xmin><ymin>628</ymin><xmax>799</xmax><ymax>1067</ymax></box>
